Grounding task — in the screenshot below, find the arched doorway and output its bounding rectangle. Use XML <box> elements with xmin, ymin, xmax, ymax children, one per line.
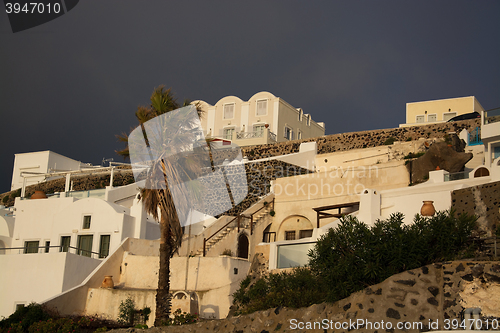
<box><xmin>237</xmin><ymin>233</ymin><xmax>249</xmax><ymax>259</ymax></box>
<box><xmin>474</xmin><ymin>167</ymin><xmax>490</xmax><ymax>178</ymax></box>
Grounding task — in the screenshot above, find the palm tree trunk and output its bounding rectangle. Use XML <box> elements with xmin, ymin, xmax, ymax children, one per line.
<box><xmin>154</xmin><ymin>223</ymin><xmax>173</xmax><ymax>326</ymax></box>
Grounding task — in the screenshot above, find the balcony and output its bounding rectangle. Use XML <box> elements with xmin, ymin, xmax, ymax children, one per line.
<box><xmin>217</xmin><ymin>128</ymin><xmax>277</xmax><ymax>147</ymax></box>
<box><xmin>484</xmin><ymin>107</ymin><xmax>500</xmax><ymax>125</ymax></box>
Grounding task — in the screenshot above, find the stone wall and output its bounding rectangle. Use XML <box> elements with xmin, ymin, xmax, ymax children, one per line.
<box><xmin>2</xmin><ymin>119</ymin><xmax>478</xmax><ymax>208</ymax></box>
<box><xmin>0</xmin><ymin>167</ymin><xmax>135</xmax><ymax>207</ymax></box>
<box><xmin>452</xmin><ymin>181</ymin><xmax>500</xmax><ymax>237</ymax></box>
<box><xmin>109</xmin><ymin>260</ymin><xmax>500</xmax><ymax>333</ymax></box>
<box><xmin>241</xmin><ymin>119</ymin><xmax>480</xmax><ymax>161</ymax></box>
<box><xmin>223</xmin><ymin>160</ymin><xmax>311</xmax><ymax>216</ymax></box>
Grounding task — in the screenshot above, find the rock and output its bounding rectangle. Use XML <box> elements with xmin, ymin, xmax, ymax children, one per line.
<box><xmin>408</xmin><ymin>141</ymin><xmax>472</xmax><ymax>183</ymax></box>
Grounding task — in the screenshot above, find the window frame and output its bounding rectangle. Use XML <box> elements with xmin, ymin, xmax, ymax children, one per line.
<box><xmin>82</xmin><ymin>215</ymin><xmax>91</xmax><ymax>229</ymax></box>
<box><xmin>416</xmin><ymin>115</ymin><xmax>425</xmax><ymax>123</ymax></box>
<box><xmin>443</xmin><ymin>112</ymin><xmax>457</xmax><ymax>122</ymax></box>
<box><xmin>24</xmin><ymin>240</ymin><xmax>39</xmax><ymax>254</ymax></box>
<box><xmin>427</xmin><ymin>113</ymin><xmax>437</xmax><ymax>123</ymax></box>
<box><xmin>77</xmin><ymin>234</ymin><xmax>93</xmax><ymax>257</ymax></box>
<box><xmin>256</xmin><ymin>99</ymin><xmax>268</xmax><ymax>116</ymax></box>
<box><xmin>60</xmin><ymin>235</ymin><xmax>71</xmax><ymax>253</ymax></box>
<box><xmin>299</xmin><ymin>229</ymin><xmax>313</xmax><ymax>239</ymax></box>
<box><xmin>222</xmin><ymin>126</ymin><xmax>235</xmax><ymax>140</ymax></box>
<box><xmin>284</xmin><ymin>126</ymin><xmax>293</xmax><ymax>140</ymax></box>
<box><xmin>253</xmin><ymin>123</ymin><xmax>265</xmax><ymax>137</ymax></box>
<box><xmin>285</xmin><ymin>230</ymin><xmax>296</xmax><ymax>241</ymax></box>
<box><xmin>99</xmin><ymin>234</ymin><xmax>111</xmax><ymax>258</ymax></box>
<box><xmin>223</xmin><ymin>103</ymin><xmax>235</xmax><ymax>120</ymax></box>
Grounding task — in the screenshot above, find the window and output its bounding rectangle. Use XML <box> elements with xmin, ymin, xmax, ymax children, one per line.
<box><xmin>24</xmin><ymin>241</ymin><xmax>39</xmax><ymax>254</ymax></box>
<box><xmin>285</xmin><ymin>231</ymin><xmax>296</xmax><ymax>240</ymax></box>
<box><xmin>428</xmin><ymin>114</ymin><xmax>437</xmax><ymax>122</ymax></box>
<box><xmin>44</xmin><ymin>241</ymin><xmax>50</xmax><ymax>253</ymax></box>
<box><xmin>298</xmin><ymin>109</ymin><xmax>303</xmax><ymax>121</ymax></box>
<box><xmin>83</xmin><ymin>215</ymin><xmax>91</xmax><ymax>229</ymax></box>
<box><xmin>306</xmin><ymin>115</ymin><xmax>310</xmax><ymax>126</ymax></box>
<box><xmin>99</xmin><ymin>235</ymin><xmax>111</xmax><ymax>258</ymax></box>
<box><xmin>223</xmin><ymin>103</ymin><xmax>234</xmax><ymax>119</ymax></box>
<box><xmin>299</xmin><ymin>229</ymin><xmax>313</xmax><ymax>239</ymax></box>
<box><xmin>443</xmin><ymin>112</ymin><xmax>457</xmax><ymax>121</ymax></box>
<box><xmin>297</xmin><ymin>130</ymin><xmax>302</xmax><ymax>140</ymax></box>
<box><xmin>77</xmin><ymin>235</ymin><xmax>93</xmax><ymax>257</ymax></box>
<box><xmin>223</xmin><ymin>128</ymin><xmax>234</xmax><ymax>140</ymax></box>
<box><xmin>494</xmin><ymin>146</ymin><xmax>500</xmax><ymax>160</ymax></box>
<box><xmin>416</xmin><ymin>115</ymin><xmax>425</xmax><ymax>123</ymax></box>
<box><xmin>254</xmin><ymin>124</ymin><xmax>265</xmax><ymax>137</ymax></box>
<box><xmin>256</xmin><ymin>100</ymin><xmax>267</xmax><ymax>116</ymax></box>
<box><xmin>15</xmin><ymin>304</ymin><xmax>25</xmax><ymax>312</ymax></box>
<box><xmin>284</xmin><ymin>126</ymin><xmax>293</xmax><ymax>140</ymax></box>
<box><xmin>60</xmin><ymin>236</ymin><xmax>71</xmax><ymax>252</ymax></box>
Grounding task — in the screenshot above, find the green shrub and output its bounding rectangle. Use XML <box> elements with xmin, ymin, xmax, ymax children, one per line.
<box><xmin>383</xmin><ymin>137</ymin><xmax>396</xmax><ymax>145</ymax></box>
<box><xmin>166</xmin><ymin>309</ymin><xmax>198</xmax><ymax>325</ymax></box>
<box><xmin>117</xmin><ymin>297</ymin><xmax>150</xmax><ymax>327</ymax></box>
<box><xmin>232</xmin><ymin>210</ymin><xmax>478</xmax><ymax>314</ymax></box>
<box><xmin>2</xmin><ymin>196</ymin><xmax>8</xmax><ymax>204</ymax></box>
<box><xmin>10</xmin><ymin>189</ymin><xmax>21</xmax><ymax>199</ymax></box>
<box><xmin>308</xmin><ymin>211</ymin><xmax>477</xmax><ymax>303</ymax></box>
<box><xmin>232</xmin><ymin>268</ymin><xmax>324</xmax><ymax>314</ymax></box>
<box><xmin>0</xmin><ymin>303</ymin><xmax>50</xmax><ymax>332</ymax></box>
<box><xmin>403</xmin><ymin>152</ymin><xmax>425</xmax><ymax>159</ymax></box>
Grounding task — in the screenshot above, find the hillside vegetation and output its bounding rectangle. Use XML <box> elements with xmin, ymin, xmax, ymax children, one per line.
<box><xmin>232</xmin><ymin>210</ymin><xmax>478</xmax><ymax>314</ymax></box>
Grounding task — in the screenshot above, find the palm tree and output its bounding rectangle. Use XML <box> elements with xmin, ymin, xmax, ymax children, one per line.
<box><xmin>116</xmin><ymin>85</ymin><xmax>194</xmax><ymax>158</ymax></box>
<box><xmin>117</xmin><ymin>86</ymin><xmax>205</xmax><ymax>326</ymax></box>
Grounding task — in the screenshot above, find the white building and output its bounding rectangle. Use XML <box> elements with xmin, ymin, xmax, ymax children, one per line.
<box><xmin>194</xmin><ymin>91</ymin><xmax>325</xmax><ymax>147</ymax></box>
<box><xmin>0</xmin><ymin>170</ymin><xmax>160</xmax><ymax>318</ymax></box>
<box><xmin>11</xmin><ymin>151</ymin><xmax>88</xmax><ymax>191</ymax></box>
<box><xmin>481</xmin><ymin>107</ymin><xmax>500</xmax><ymax>167</ymax></box>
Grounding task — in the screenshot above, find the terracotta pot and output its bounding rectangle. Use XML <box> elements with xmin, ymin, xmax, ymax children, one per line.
<box><xmin>420</xmin><ymin>201</ymin><xmax>436</xmax><ymax>216</ymax></box>
<box><xmin>101</xmin><ymin>275</ymin><xmax>114</xmax><ymax>288</ymax></box>
<box><xmin>31</xmin><ymin>190</ymin><xmax>47</xmax><ymax>199</ymax></box>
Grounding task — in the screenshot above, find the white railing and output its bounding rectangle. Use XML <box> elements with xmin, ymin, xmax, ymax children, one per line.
<box><xmin>66</xmin><ymin>188</ymin><xmax>106</xmax><ymax>199</ymax></box>
<box><xmin>235</xmin><ymin>130</ymin><xmax>277</xmax><ymax>142</ymax></box>
<box><xmin>236</xmin><ymin>130</ymin><xmax>264</xmax><ymax>139</ymax></box>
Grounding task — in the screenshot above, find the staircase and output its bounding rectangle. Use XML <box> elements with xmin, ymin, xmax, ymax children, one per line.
<box><xmin>194</xmin><ymin>195</ymin><xmax>274</xmax><ymax>256</ymax></box>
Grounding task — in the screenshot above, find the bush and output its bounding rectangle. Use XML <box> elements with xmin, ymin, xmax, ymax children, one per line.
<box><xmin>232</xmin><ymin>210</ymin><xmax>478</xmax><ymax>313</ymax></box>
<box><xmin>308</xmin><ymin>211</ymin><xmax>477</xmax><ymax>302</ymax></box>
<box><xmin>117</xmin><ymin>297</ymin><xmax>150</xmax><ymax>327</ymax></box>
<box><xmin>0</xmin><ymin>303</ymin><xmax>50</xmax><ymax>332</ymax></box>
<box><xmin>383</xmin><ymin>137</ymin><xmax>396</xmax><ymax>145</ymax></box>
<box><xmin>232</xmin><ymin>268</ymin><xmax>324</xmax><ymax>314</ymax></box>
<box><xmin>166</xmin><ymin>309</ymin><xmax>198</xmax><ymax>325</ymax></box>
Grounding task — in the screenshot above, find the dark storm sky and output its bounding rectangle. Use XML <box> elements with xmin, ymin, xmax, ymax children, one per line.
<box><xmin>1</xmin><ymin>1</ymin><xmax>499</xmax><ymax>193</ymax></box>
